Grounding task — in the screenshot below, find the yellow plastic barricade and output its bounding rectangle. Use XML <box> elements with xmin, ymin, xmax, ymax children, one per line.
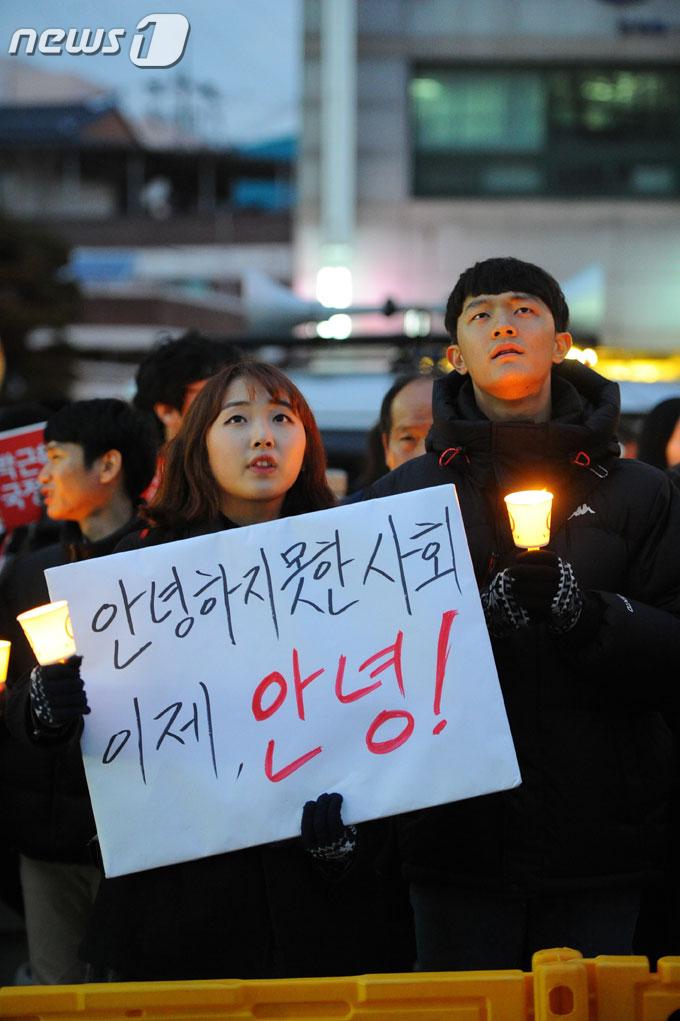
<box><xmin>3</xmin><ymin>948</ymin><xmax>680</xmax><ymax>1020</ymax></box>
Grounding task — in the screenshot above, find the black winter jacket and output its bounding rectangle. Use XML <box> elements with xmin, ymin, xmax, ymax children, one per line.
<box><xmin>368</xmin><ymin>362</ymin><xmax>680</xmax><ymax>896</ymax></box>
<box><xmin>0</xmin><ymin>518</ymin><xmax>143</xmax><ymax>863</ymax></box>
<box><xmin>80</xmin><ymin>519</ymin><xmax>414</xmax><ymax>979</ymax></box>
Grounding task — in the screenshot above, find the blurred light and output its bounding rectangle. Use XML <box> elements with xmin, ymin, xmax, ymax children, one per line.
<box><xmin>600</xmin><ymin>360</ymin><xmax>661</xmax><ymax>383</ymax></box>
<box><xmin>566</xmin><ymin>346</ymin><xmax>599</xmax><ymax>367</ymax></box>
<box><xmin>315</xmin><ymin>320</ymin><xmax>333</xmax><ymax>339</ymax></box>
<box><xmin>410</xmin><ymin>78</ymin><xmax>443</xmax><ymax>101</ymax></box>
<box><xmin>316</xmin><ymin>266</ymin><xmax>352</xmax><ymax>308</ymax></box>
<box><xmin>596</xmin><ymin>352</ymin><xmax>680</xmax><ymax>383</ymax></box>
<box><xmin>316</xmin><ymin>314</ymin><xmax>353</xmax><ymax>340</ymax></box>
<box><xmin>583</xmin><ymin>80</ymin><xmax>615</xmax><ymax>103</ymax></box>
<box><xmin>404</xmin><ymin>309</ymin><xmax>432</xmax><ymax>338</ymax></box>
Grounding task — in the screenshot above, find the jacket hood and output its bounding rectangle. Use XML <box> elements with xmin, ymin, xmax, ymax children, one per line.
<box><xmin>427</xmin><ymin>361</ymin><xmax>621</xmax><ymax>482</ymax></box>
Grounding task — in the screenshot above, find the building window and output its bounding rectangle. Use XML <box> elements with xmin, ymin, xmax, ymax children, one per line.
<box><xmin>411</xmin><ymin>65</ymin><xmax>680</xmax><ymax>198</ymax></box>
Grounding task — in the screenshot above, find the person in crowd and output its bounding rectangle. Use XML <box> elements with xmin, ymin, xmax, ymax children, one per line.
<box><xmin>367</xmin><ymin>257</ymin><xmax>680</xmax><ymax>970</ymax></box>
<box><xmin>349</xmin><ymin>373</ymin><xmax>435</xmax><ymax>498</ymax></box>
<box><xmin>381</xmin><ymin>374</ymin><xmax>435</xmax><ymax>473</ymax></box>
<box><xmin>7</xmin><ymin>362</ymin><xmax>414</xmax><ymax>981</ymax></box>
<box><xmin>637</xmin><ymin>397</ymin><xmax>680</xmax><ymax>472</ymax></box>
<box><xmin>0</xmin><ymin>400</ymin><xmax>158</xmax><ymax>984</ymax></box>
<box><xmin>0</xmin><ymin>402</ymin><xmax>55</xmax><ymax>938</ymax></box>
<box><xmin>133</xmin><ymin>332</ymin><xmax>242</xmax><ymax>503</ymax></box>
<box><xmin>133</xmin><ymin>332</ymin><xmax>241</xmax><ymax>443</ymax></box>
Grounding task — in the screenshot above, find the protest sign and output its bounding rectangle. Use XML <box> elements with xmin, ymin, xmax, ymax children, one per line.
<box><xmin>0</xmin><ymin>422</ymin><xmax>46</xmax><ymax>531</ymax></box>
<box><xmin>46</xmin><ymin>486</ymin><xmax>521</xmax><ymax>878</ymax></box>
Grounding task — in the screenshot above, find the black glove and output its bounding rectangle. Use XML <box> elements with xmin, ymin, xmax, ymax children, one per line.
<box><xmin>482</xmin><ymin>551</ymin><xmax>586</xmax><ymax>636</ymax></box>
<box><xmin>301</xmin><ymin>792</ymin><xmax>357</xmax><ymax>863</ymax></box>
<box><xmin>29</xmin><ymin>655</ymin><xmax>90</xmax><ymax>730</ymax></box>
<box><xmin>510</xmin><ymin>550</ymin><xmax>584</xmax><ymax>633</ymax></box>
<box><xmin>510</xmin><ymin>550</ymin><xmax>564</xmax><ymax>620</ymax></box>
<box><xmin>481</xmin><ymin>564</ymin><xmax>531</xmax><ymax>637</ymax></box>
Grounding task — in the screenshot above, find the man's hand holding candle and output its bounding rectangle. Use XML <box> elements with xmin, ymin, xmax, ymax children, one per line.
<box><xmin>482</xmin><ymin>552</ymin><xmax>603</xmax><ymax>639</ymax></box>
<box><xmin>481</xmin><ymin>489</ymin><xmax>604</xmax><ymax>639</ymax></box>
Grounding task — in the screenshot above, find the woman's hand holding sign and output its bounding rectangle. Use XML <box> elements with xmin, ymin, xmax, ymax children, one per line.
<box><xmin>29</xmin><ymin>655</ymin><xmax>90</xmax><ymax>732</ymax></box>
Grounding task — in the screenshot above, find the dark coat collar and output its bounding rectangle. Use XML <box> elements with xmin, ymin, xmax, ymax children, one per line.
<box><xmin>59</xmin><ymin>516</ymin><xmax>144</xmax><ymax>562</ymax></box>
<box><xmin>427</xmin><ymin>361</ymin><xmax>621</xmax><ymax>488</ymax></box>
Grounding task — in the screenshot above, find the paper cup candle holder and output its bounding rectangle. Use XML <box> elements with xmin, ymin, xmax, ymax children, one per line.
<box><xmin>16</xmin><ymin>600</ymin><xmax>77</xmax><ymax>665</ymax></box>
<box><xmin>504</xmin><ymin>490</ymin><xmax>554</xmax><ymax>552</ymax></box>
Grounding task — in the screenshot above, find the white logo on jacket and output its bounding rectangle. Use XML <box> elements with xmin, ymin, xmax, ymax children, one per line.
<box><xmin>568</xmin><ymin>503</ymin><xmax>596</xmax><ymax>520</ymax></box>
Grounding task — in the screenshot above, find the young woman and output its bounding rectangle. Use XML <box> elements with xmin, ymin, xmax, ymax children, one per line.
<box><xmin>142</xmin><ymin>359</ymin><xmax>334</xmax><ymax>538</ymax></box>
<box><xmin>27</xmin><ymin>362</ymin><xmax>414</xmax><ymax>980</ymax></box>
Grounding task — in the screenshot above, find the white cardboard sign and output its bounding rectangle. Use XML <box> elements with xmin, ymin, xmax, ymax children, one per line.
<box><xmin>46</xmin><ymin>487</ymin><xmax>520</xmax><ymax>877</ymax></box>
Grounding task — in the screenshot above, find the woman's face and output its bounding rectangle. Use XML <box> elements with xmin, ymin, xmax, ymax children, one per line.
<box><xmin>206</xmin><ymin>377</ymin><xmax>307</xmax><ymax>525</ymax></box>
<box><xmin>666</xmin><ymin>416</ymin><xmax>680</xmax><ymax>468</ymax></box>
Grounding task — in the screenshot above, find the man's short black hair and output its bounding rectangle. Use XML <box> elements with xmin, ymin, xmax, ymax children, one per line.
<box><xmin>45</xmin><ymin>399</ymin><xmax>159</xmax><ymax>503</ymax></box>
<box><xmin>444</xmin><ymin>257</ymin><xmax>570</xmax><ymax>337</ymax></box>
<box><xmin>133</xmin><ymin>332</ymin><xmax>241</xmax><ymax>415</ymax></box>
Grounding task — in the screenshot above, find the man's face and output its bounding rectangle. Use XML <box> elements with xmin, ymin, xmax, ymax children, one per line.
<box><xmin>38</xmin><ymin>442</ymin><xmax>109</xmax><ymax>523</ymax></box>
<box><xmin>382</xmin><ymin>378</ymin><xmax>434</xmax><ymax>471</ymax></box>
<box><xmin>447</xmin><ymin>291</ymin><xmax>571</xmax><ymax>403</ymax></box>
<box><xmin>156</xmin><ymin>378</ymin><xmax>210</xmax><ymax>442</ymax></box>
<box><xmin>181</xmin><ymin>378</ymin><xmax>209</xmax><ymax>415</ymax></box>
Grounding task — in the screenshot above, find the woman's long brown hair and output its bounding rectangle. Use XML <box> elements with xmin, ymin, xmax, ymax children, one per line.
<box><xmin>146</xmin><ymin>361</ymin><xmax>336</xmax><ymax>532</ymax></box>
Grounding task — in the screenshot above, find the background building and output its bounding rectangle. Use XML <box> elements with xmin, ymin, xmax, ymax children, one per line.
<box><xmin>0</xmin><ymin>1</ymin><xmax>677</xmax><ymax>434</ymax></box>
<box><xmin>296</xmin><ymin>0</ymin><xmax>680</xmax><ymax>351</ymax></box>
<box><xmin>0</xmin><ymin>58</ymin><xmax>295</xmax><ymax>398</ymax></box>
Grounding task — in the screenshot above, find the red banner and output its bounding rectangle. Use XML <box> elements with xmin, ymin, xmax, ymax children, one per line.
<box><xmin>0</xmin><ymin>422</ymin><xmax>46</xmax><ymax>531</ymax></box>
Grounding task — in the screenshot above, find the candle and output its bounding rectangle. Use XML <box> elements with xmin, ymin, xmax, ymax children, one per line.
<box><xmin>16</xmin><ymin>600</ymin><xmax>77</xmax><ymax>665</ymax></box>
<box><xmin>0</xmin><ymin>640</ymin><xmax>10</xmax><ymax>685</ymax></box>
<box><xmin>504</xmin><ymin>490</ymin><xmax>553</xmax><ymax>551</ymax></box>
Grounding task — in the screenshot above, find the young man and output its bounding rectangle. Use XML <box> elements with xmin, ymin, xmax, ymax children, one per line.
<box><xmin>133</xmin><ymin>332</ymin><xmax>241</xmax><ymax>442</ymax></box>
<box><xmin>0</xmin><ymin>399</ymin><xmax>157</xmax><ymax>984</ymax></box>
<box><xmin>133</xmin><ymin>332</ymin><xmax>241</xmax><ymax>502</ymax></box>
<box><xmin>368</xmin><ymin>257</ymin><xmax>680</xmax><ymax>969</ymax></box>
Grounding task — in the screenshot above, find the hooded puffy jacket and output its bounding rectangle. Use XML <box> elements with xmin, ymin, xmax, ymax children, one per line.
<box><xmin>368</xmin><ymin>362</ymin><xmax>680</xmax><ymax>895</ymax></box>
